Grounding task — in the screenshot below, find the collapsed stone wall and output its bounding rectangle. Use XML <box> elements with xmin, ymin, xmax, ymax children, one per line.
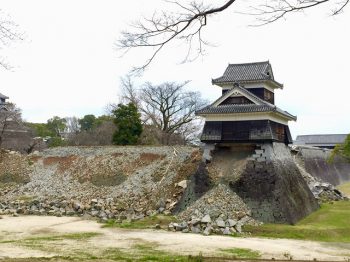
<box><xmin>228</xmin><ymin>143</ymin><xmax>318</xmax><ymax>224</ymax></box>
<box><xmin>293</xmin><ymin>146</ymin><xmax>350</xmax><ymax>186</ymax></box>
<box><xmin>174</xmin><ymin>143</ymin><xmax>319</xmax><ymax>225</ymax></box>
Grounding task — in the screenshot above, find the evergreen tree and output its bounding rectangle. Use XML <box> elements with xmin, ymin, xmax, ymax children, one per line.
<box><xmin>112</xmin><ymin>103</ymin><xmax>142</xmax><ymax>145</ymax></box>
<box><xmin>79</xmin><ymin>114</ymin><xmax>96</xmax><ymax>131</ymax></box>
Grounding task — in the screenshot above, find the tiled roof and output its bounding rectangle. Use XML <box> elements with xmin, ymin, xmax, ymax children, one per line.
<box><xmin>0</xmin><ymin>93</ymin><xmax>9</xmax><ymax>99</ymax></box>
<box><xmin>197</xmin><ymin>104</ymin><xmax>272</xmax><ymax>114</ymax></box>
<box><xmin>212</xmin><ymin>61</ymin><xmax>283</xmax><ymax>88</ymax></box>
<box><xmin>196</xmin><ymin>104</ymin><xmax>296</xmax><ymax>120</ymax></box>
<box><xmin>295</xmin><ymin>134</ymin><xmax>347</xmax><ymax>145</ymax></box>
<box><xmin>196</xmin><ymin>84</ymin><xmax>296</xmax><ymax>121</ymax></box>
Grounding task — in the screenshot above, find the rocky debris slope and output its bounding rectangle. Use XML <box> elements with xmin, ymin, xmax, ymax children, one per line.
<box><xmin>0</xmin><ymin>146</ymin><xmax>201</xmax><ymax>220</ymax></box>
<box><xmin>170</xmin><ymin>184</ymin><xmax>259</xmax><ymax>235</ymax></box>
<box><xmin>0</xmin><ymin>149</ymin><xmax>32</xmax><ymax>197</ymax></box>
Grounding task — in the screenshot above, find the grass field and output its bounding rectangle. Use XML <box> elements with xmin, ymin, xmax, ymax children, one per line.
<box><xmin>245</xmin><ymin>200</ymin><xmax>350</xmax><ymax>242</ymax></box>
<box><xmin>338</xmin><ymin>181</ymin><xmax>350</xmax><ymax>197</ymax></box>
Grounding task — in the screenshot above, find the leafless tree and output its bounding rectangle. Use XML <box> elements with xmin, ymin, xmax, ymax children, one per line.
<box><xmin>113</xmin><ymin>77</ymin><xmax>207</xmax><ymax>144</ymax></box>
<box><xmin>65</xmin><ymin>116</ymin><xmax>81</xmax><ymax>134</ymax></box>
<box><xmin>141</xmin><ymin>81</ymin><xmax>207</xmax><ymax>144</ymax></box>
<box><xmin>118</xmin><ymin>0</ymin><xmax>348</xmax><ymax>72</ymax></box>
<box><xmin>0</xmin><ymin>9</ymin><xmax>23</xmax><ymax>70</ymax></box>
<box><xmin>141</xmin><ymin>81</ymin><xmax>206</xmax><ymax>134</ymax></box>
<box><xmin>119</xmin><ymin>75</ymin><xmax>141</xmax><ymax>107</ymax></box>
<box><xmin>68</xmin><ymin>121</ymin><xmax>116</xmax><ymax>146</ymax></box>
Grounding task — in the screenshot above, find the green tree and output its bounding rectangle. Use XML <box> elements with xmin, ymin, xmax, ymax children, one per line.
<box><xmin>26</xmin><ymin>123</ymin><xmax>54</xmax><ymax>137</ymax></box>
<box><xmin>47</xmin><ymin>116</ymin><xmax>66</xmax><ymax>137</ymax></box>
<box><xmin>329</xmin><ymin>134</ymin><xmax>350</xmax><ymax>162</ymax></box>
<box><xmin>112</xmin><ymin>103</ymin><xmax>142</xmax><ymax>145</ymax></box>
<box><xmin>79</xmin><ymin>114</ymin><xmax>96</xmax><ymax>131</ymax></box>
<box><xmin>48</xmin><ymin>136</ymin><xmax>66</xmax><ymax>147</ymax></box>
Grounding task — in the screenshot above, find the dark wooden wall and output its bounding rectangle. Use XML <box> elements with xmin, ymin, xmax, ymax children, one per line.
<box><xmin>201</xmin><ymin>120</ymin><xmax>292</xmax><ymax>144</ymax></box>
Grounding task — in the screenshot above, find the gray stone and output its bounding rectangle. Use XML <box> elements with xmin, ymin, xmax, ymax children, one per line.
<box><xmin>191</xmin><ymin>225</ymin><xmax>201</xmax><ymax>234</ymax></box>
<box><xmin>239</xmin><ymin>216</ymin><xmax>251</xmax><ymax>224</ymax></box>
<box><xmin>235</xmin><ymin>223</ymin><xmax>242</xmax><ymax>233</ymax></box>
<box><xmin>98</xmin><ymin>211</ymin><xmax>107</xmax><ymax>219</ymax></box>
<box><xmin>256</xmin><ymin>157</ymin><xmax>266</xmax><ymax>162</ymax></box>
<box><xmin>229</xmin><ymin>227</ymin><xmax>237</xmax><ymax>233</ymax></box>
<box><xmin>203</xmin><ymin>226</ymin><xmax>212</xmax><ymax>236</ymax></box>
<box><xmin>100</xmin><ymin>216</ymin><xmax>108</xmax><ymax>222</ymax></box>
<box><xmin>73</xmin><ymin>201</ymin><xmax>82</xmax><ymax>211</ymax></box>
<box><xmin>223</xmin><ymin>227</ymin><xmax>231</xmax><ymax>235</ymax></box>
<box><xmin>201</xmin><ymin>214</ymin><xmax>211</xmax><ymax>223</ymax></box>
<box><xmin>156</xmin><ymin>198</ymin><xmax>166</xmax><ymax>209</ymax></box>
<box><xmin>168</xmin><ymin>223</ymin><xmax>175</xmax><ymax>231</ymax></box>
<box><xmin>90</xmin><ymin>210</ymin><xmax>99</xmax><ymax>217</ymax></box>
<box><xmin>190</xmin><ymin>218</ymin><xmax>201</xmax><ymax>226</ymax></box>
<box><xmin>215</xmin><ymin>218</ymin><xmax>225</xmax><ymax>228</ymax></box>
<box><xmin>226</xmin><ymin>219</ymin><xmax>237</xmax><ymax>227</ymax></box>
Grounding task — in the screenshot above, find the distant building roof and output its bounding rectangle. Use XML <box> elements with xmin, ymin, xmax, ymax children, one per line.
<box><xmin>0</xmin><ymin>93</ymin><xmax>9</xmax><ymax>100</ymax></box>
<box><xmin>295</xmin><ymin>134</ymin><xmax>347</xmax><ymax>148</ymax></box>
<box><xmin>212</xmin><ymin>61</ymin><xmax>283</xmax><ymax>88</ymax></box>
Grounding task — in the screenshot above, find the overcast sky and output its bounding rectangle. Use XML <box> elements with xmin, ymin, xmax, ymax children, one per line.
<box><xmin>1</xmin><ymin>0</ymin><xmax>349</xmax><ymax>138</ymax></box>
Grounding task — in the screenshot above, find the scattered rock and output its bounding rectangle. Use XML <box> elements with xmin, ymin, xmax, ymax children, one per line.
<box><xmin>203</xmin><ymin>226</ymin><xmax>212</xmax><ymax>236</ymax></box>
<box><xmin>201</xmin><ymin>214</ymin><xmax>211</xmax><ymax>223</ymax></box>
<box><xmin>215</xmin><ymin>218</ymin><xmax>225</xmax><ymax>228</ymax></box>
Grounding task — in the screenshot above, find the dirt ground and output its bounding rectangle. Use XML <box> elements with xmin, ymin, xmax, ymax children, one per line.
<box><xmin>0</xmin><ymin>215</ymin><xmax>349</xmax><ymax>261</ymax></box>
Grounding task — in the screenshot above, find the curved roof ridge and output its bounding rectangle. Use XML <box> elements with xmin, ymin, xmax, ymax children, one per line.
<box><xmin>228</xmin><ymin>61</ymin><xmax>270</xmax><ymax>66</ymax></box>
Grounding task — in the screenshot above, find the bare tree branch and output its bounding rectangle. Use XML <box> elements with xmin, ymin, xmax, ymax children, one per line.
<box><xmin>118</xmin><ymin>0</ymin><xmax>348</xmax><ymax>72</ymax></box>
<box><xmin>0</xmin><ymin>9</ymin><xmax>24</xmax><ymax>70</ymax></box>
<box><xmin>244</xmin><ymin>0</ymin><xmax>348</xmax><ymax>26</ymax></box>
<box><xmin>117</xmin><ymin>0</ymin><xmax>236</xmax><ymax>73</ymax></box>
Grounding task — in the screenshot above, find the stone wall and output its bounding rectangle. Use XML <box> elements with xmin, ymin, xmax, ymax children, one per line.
<box><xmin>294</xmin><ymin>146</ymin><xmax>350</xmax><ymax>185</ymax></box>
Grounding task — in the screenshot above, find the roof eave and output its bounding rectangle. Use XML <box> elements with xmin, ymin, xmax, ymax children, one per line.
<box><xmin>212</xmin><ymin>79</ymin><xmax>283</xmax><ymax>89</ymax></box>
<box><xmin>274</xmin><ymin>111</ymin><xmax>297</xmax><ymax>121</ymax></box>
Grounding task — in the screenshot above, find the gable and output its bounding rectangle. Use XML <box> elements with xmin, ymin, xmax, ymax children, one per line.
<box><xmin>213</xmin><ymin>86</ymin><xmax>265</xmax><ymax>107</ymax></box>
<box><xmin>220</xmin><ymin>96</ymin><xmax>254</xmax><ymax>105</ymax></box>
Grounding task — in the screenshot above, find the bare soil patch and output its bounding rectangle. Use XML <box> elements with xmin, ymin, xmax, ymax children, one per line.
<box><xmin>0</xmin><ymin>216</ymin><xmax>349</xmax><ymax>261</ymax></box>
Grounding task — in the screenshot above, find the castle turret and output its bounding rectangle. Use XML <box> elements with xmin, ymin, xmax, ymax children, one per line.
<box><xmin>196</xmin><ymin>61</ymin><xmax>296</xmax><ymax>144</ymax></box>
